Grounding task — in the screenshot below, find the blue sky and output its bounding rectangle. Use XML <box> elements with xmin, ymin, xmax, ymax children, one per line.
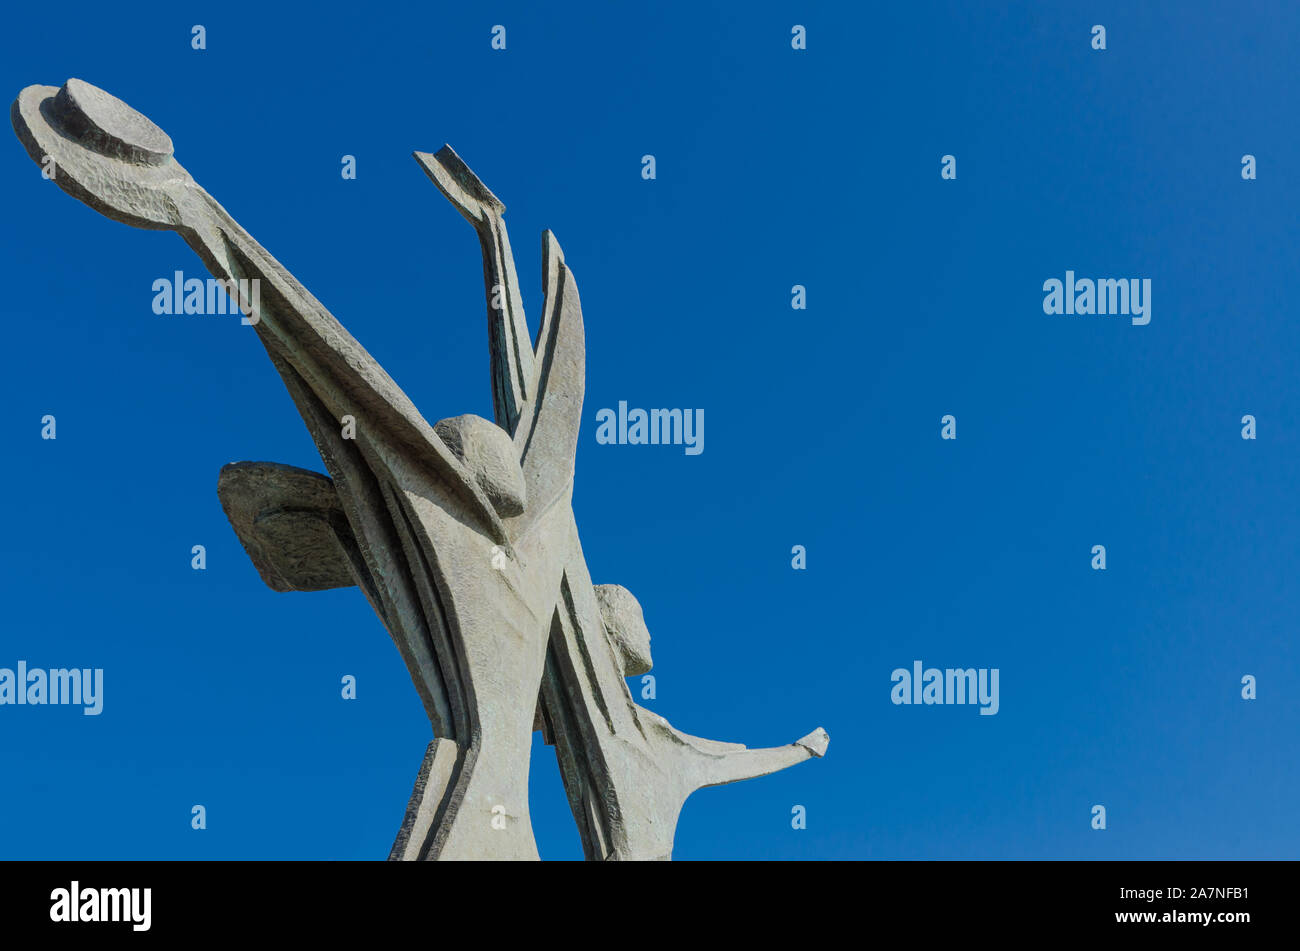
<box><xmin>1</xmin><ymin>0</ymin><xmax>1297</xmax><ymax>859</ymax></box>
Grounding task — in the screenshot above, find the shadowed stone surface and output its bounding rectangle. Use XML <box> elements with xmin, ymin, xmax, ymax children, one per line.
<box><xmin>217</xmin><ymin>462</ymin><xmax>357</xmax><ymax>592</ymax></box>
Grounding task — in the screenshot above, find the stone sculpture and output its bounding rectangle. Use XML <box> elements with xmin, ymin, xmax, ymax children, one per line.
<box><xmin>12</xmin><ymin>78</ymin><xmax>828</xmax><ymax>860</ymax></box>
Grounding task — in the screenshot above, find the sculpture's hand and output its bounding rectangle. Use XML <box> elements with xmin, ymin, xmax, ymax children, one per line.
<box><xmin>680</xmin><ymin>726</ymin><xmax>830</xmax><ymax>790</ymax></box>
<box><xmin>795</xmin><ymin>727</ymin><xmax>830</xmax><ymax>758</ymax></box>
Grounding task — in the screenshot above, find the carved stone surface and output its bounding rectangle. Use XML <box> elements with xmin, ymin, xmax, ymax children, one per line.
<box><xmin>13</xmin><ymin>78</ymin><xmax>828</xmax><ymax>860</ymax></box>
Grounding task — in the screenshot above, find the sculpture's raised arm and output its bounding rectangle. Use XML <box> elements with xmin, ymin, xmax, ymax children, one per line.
<box><xmin>415</xmin><ymin>146</ymin><xmax>534</xmax><ymax>435</ymax></box>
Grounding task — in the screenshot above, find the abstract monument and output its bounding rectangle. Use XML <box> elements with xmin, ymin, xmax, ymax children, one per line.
<box><xmin>12</xmin><ymin>78</ymin><xmax>828</xmax><ymax>860</ymax></box>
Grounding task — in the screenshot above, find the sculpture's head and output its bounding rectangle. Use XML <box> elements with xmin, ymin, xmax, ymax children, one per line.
<box><xmin>594</xmin><ymin>584</ymin><xmax>653</xmax><ymax>676</ymax></box>
<box><xmin>433</xmin><ymin>414</ymin><xmax>526</xmax><ymax>518</ymax></box>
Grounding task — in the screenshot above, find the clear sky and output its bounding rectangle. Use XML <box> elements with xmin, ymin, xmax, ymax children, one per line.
<box><xmin>1</xmin><ymin>0</ymin><xmax>1297</xmax><ymax>859</ymax></box>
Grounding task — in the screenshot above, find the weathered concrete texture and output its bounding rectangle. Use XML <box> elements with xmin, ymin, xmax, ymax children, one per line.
<box><xmin>13</xmin><ymin>79</ymin><xmax>828</xmax><ymax>861</ymax></box>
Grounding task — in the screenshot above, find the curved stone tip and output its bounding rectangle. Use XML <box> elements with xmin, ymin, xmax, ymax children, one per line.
<box><xmin>541</xmin><ymin>229</ymin><xmax>565</xmax><ymax>270</ymax></box>
<box><xmin>795</xmin><ymin>727</ymin><xmax>830</xmax><ymax>758</ymax></box>
<box><xmin>414</xmin><ymin>145</ymin><xmax>506</xmax><ymax>221</ymax></box>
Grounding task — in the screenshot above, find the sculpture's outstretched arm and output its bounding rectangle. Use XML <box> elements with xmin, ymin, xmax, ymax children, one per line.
<box><xmin>11</xmin><ymin>80</ymin><xmax>511</xmax><ymax>552</ymax></box>
<box><xmin>690</xmin><ymin>728</ymin><xmax>830</xmax><ymax>790</ymax></box>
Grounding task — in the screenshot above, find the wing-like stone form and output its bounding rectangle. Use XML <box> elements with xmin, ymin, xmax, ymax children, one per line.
<box><xmin>216</xmin><ymin>461</ymin><xmax>362</xmax><ymax>593</ymax></box>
